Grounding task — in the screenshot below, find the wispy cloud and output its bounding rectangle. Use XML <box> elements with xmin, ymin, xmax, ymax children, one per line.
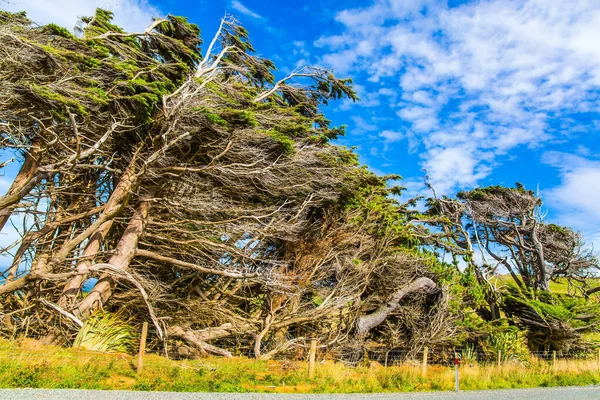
<box><xmin>543</xmin><ymin>151</ymin><xmax>600</xmax><ymax>249</ymax></box>
<box><xmin>318</xmin><ymin>0</ymin><xmax>600</xmax><ymax>194</ymax></box>
<box><xmin>4</xmin><ymin>0</ymin><xmax>160</xmax><ymax>32</ymax></box>
<box><xmin>230</xmin><ymin>0</ymin><xmax>262</xmax><ymax>20</ymax></box>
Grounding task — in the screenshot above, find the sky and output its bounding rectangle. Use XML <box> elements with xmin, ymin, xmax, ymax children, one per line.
<box><xmin>2</xmin><ymin>0</ymin><xmax>600</xmax><ymax>251</ymax></box>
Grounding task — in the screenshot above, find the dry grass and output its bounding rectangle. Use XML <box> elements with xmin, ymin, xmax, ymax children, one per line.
<box><xmin>1</xmin><ymin>338</ymin><xmax>599</xmax><ymax>393</ymax></box>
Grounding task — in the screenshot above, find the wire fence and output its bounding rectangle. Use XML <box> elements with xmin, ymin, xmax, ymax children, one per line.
<box><xmin>3</xmin><ymin>314</ymin><xmax>600</xmax><ymax>369</ymax></box>
<box><xmin>155</xmin><ymin>333</ymin><xmax>600</xmax><ymax>368</ymax></box>
<box><xmin>2</xmin><ymin>342</ymin><xmax>599</xmax><ymax>371</ymax></box>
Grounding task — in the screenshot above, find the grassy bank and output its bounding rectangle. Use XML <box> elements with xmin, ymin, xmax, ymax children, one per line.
<box><xmin>1</xmin><ymin>339</ymin><xmax>599</xmax><ymax>393</ymax></box>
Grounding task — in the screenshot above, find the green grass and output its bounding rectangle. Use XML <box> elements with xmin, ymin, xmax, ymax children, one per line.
<box><xmin>1</xmin><ymin>339</ymin><xmax>600</xmax><ymax>393</ymax></box>
<box><xmin>491</xmin><ymin>275</ymin><xmax>600</xmax><ymax>295</ymax></box>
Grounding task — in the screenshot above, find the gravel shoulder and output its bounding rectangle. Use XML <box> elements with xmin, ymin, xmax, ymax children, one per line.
<box><xmin>2</xmin><ymin>387</ymin><xmax>600</xmax><ymax>400</ymax></box>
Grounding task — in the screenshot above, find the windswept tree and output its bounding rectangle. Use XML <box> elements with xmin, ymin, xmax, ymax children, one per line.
<box><xmin>425</xmin><ymin>184</ymin><xmax>597</xmax><ymax>294</ymax></box>
<box><xmin>0</xmin><ymin>9</ymin><xmax>446</xmax><ymax>358</ymax></box>
<box><xmin>422</xmin><ymin>183</ymin><xmax>600</xmax><ymax>350</ymax></box>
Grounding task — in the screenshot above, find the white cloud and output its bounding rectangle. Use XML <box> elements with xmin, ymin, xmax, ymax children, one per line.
<box><xmin>0</xmin><ymin>177</ymin><xmax>11</xmax><ymax>193</ymax></box>
<box><xmin>5</xmin><ymin>0</ymin><xmax>160</xmax><ymax>32</ymax></box>
<box><xmin>230</xmin><ymin>0</ymin><xmax>262</xmax><ymax>20</ymax></box>
<box><xmin>318</xmin><ymin>0</ymin><xmax>600</xmax><ymax>194</ymax></box>
<box><xmin>423</xmin><ymin>145</ymin><xmax>491</xmax><ymax>195</ymax></box>
<box><xmin>543</xmin><ymin>152</ymin><xmax>600</xmax><ymax>250</ymax></box>
<box><xmin>380</xmin><ymin>130</ymin><xmax>404</xmax><ymax>142</ymax></box>
<box><xmin>352</xmin><ymin>116</ymin><xmax>377</xmax><ymax>133</ymax></box>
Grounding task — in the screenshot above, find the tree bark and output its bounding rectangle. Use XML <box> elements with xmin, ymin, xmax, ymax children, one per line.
<box><xmin>57</xmin><ymin>220</ymin><xmax>114</xmax><ymax>308</ymax></box>
<box><xmin>0</xmin><ymin>145</ymin><xmax>43</xmax><ymax>232</ymax></box>
<box><xmin>531</xmin><ymin>221</ymin><xmax>549</xmax><ymax>291</ymax></box>
<box><xmin>0</xmin><ymin>156</ymin><xmax>139</xmax><ymax>297</ymax></box>
<box><xmin>75</xmin><ymin>201</ymin><xmax>149</xmax><ymax>317</ymax></box>
<box><xmin>167</xmin><ymin>325</ymin><xmax>233</xmax><ymax>357</ymax></box>
<box><xmin>585</xmin><ymin>286</ymin><xmax>600</xmax><ymax>297</ymax></box>
<box><xmin>356</xmin><ymin>277</ymin><xmax>437</xmax><ymax>337</ymax></box>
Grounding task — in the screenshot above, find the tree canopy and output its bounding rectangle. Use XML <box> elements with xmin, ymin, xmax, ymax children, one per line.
<box><xmin>0</xmin><ymin>9</ymin><xmax>598</xmax><ymax>359</ymax></box>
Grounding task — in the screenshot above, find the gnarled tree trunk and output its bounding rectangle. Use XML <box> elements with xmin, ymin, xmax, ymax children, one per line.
<box><xmin>0</xmin><ymin>144</ymin><xmax>43</xmax><ymax>232</ymax></box>
<box><xmin>75</xmin><ymin>201</ymin><xmax>149</xmax><ymax>317</ymax></box>
<box><xmin>356</xmin><ymin>277</ymin><xmax>437</xmax><ymax>338</ymax></box>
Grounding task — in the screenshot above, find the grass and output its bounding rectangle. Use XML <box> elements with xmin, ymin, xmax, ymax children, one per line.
<box><xmin>491</xmin><ymin>274</ymin><xmax>600</xmax><ymax>295</ymax></box>
<box><xmin>1</xmin><ymin>338</ymin><xmax>600</xmax><ymax>393</ymax></box>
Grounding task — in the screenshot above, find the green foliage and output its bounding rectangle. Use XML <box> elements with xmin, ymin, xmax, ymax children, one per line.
<box><xmin>41</xmin><ymin>24</ymin><xmax>77</xmax><ymax>40</ymax></box>
<box><xmin>460</xmin><ymin>343</ymin><xmax>478</xmax><ymax>365</ymax></box>
<box><xmin>458</xmin><ymin>184</ymin><xmax>536</xmax><ymax>202</ymax></box>
<box><xmin>27</xmin><ymin>84</ymin><xmax>87</xmax><ymax>115</ymax></box>
<box><xmin>317</xmin><ymin>147</ymin><xmax>360</xmax><ymax>167</ymax></box>
<box><xmin>459</xmin><ymin>266</ymin><xmax>487</xmax><ymax>308</ymax></box>
<box><xmin>220</xmin><ymin>109</ymin><xmax>258</xmax><ymax>127</ymax></box>
<box><xmin>85</xmin><ymin>87</ymin><xmax>109</xmax><ymax>105</ymax></box>
<box><xmin>502</xmin><ymin>287</ymin><xmax>600</xmax><ymax>351</ymax></box>
<box><xmin>198</xmin><ymin>108</ymin><xmax>229</xmax><ymax>127</ymax></box>
<box><xmin>79</xmin><ymin>9</ymin><xmax>126</xmax><ymax>38</ymax></box>
<box><xmin>264</xmin><ymin>129</ymin><xmax>295</xmax><ymax>155</ymax></box>
<box><xmin>73</xmin><ymin>312</ymin><xmax>137</xmax><ymax>353</ymax></box>
<box><xmin>153</xmin><ymin>15</ymin><xmax>202</xmax><ymax>66</ymax></box>
<box><xmin>481</xmin><ymin>329</ymin><xmax>530</xmax><ymax>362</ymax></box>
<box><xmin>0</xmin><ymin>10</ymin><xmax>30</xmax><ymax>25</ymax></box>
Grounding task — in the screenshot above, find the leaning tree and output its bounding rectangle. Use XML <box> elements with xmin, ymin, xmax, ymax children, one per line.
<box><xmin>423</xmin><ymin>183</ymin><xmax>600</xmax><ymax>350</ymax></box>
<box><xmin>0</xmin><ymin>9</ymin><xmax>445</xmax><ymax>358</ymax></box>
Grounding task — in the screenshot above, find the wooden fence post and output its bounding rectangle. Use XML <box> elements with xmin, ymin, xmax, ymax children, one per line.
<box><xmin>137</xmin><ymin>321</ymin><xmax>148</xmax><ymax>374</ymax></box>
<box><xmin>422</xmin><ymin>346</ymin><xmax>428</xmax><ymax>376</ymax></box>
<box><xmin>552</xmin><ymin>350</ymin><xmax>556</xmax><ymax>370</ymax></box>
<box><xmin>308</xmin><ymin>339</ymin><xmax>317</xmax><ymax>379</ymax></box>
<box><xmin>497</xmin><ymin>350</ymin><xmax>501</xmax><ymax>368</ymax></box>
<box><xmin>597</xmin><ymin>348</ymin><xmax>600</xmax><ymax>370</ymax></box>
<box><xmin>384</xmin><ymin>349</ymin><xmax>390</xmax><ymax>368</ymax></box>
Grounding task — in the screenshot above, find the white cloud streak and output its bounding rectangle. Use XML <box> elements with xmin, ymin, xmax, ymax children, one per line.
<box><xmin>231</xmin><ymin>0</ymin><xmax>262</xmax><ymax>20</ymax></box>
<box><xmin>543</xmin><ymin>151</ymin><xmax>600</xmax><ymax>249</ymax></box>
<box><xmin>4</xmin><ymin>0</ymin><xmax>160</xmax><ymax>32</ymax></box>
<box><xmin>318</xmin><ymin>0</ymin><xmax>600</xmax><ymax>194</ymax></box>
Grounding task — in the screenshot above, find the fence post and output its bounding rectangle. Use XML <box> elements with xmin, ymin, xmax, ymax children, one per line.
<box><xmin>497</xmin><ymin>350</ymin><xmax>501</xmax><ymax>368</ymax></box>
<box><xmin>384</xmin><ymin>349</ymin><xmax>390</xmax><ymax>368</ymax></box>
<box><xmin>137</xmin><ymin>321</ymin><xmax>148</xmax><ymax>375</ymax></box>
<box><xmin>454</xmin><ymin>352</ymin><xmax>459</xmax><ymax>392</ymax></box>
<box><xmin>552</xmin><ymin>350</ymin><xmax>556</xmax><ymax>369</ymax></box>
<box><xmin>597</xmin><ymin>348</ymin><xmax>600</xmax><ymax>370</ymax></box>
<box><xmin>422</xmin><ymin>346</ymin><xmax>428</xmax><ymax>376</ymax></box>
<box><xmin>308</xmin><ymin>339</ymin><xmax>317</xmax><ymax>379</ymax></box>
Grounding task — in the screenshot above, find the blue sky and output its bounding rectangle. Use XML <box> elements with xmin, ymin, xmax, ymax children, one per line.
<box><xmin>3</xmin><ymin>0</ymin><xmax>600</xmax><ymax>250</ymax></box>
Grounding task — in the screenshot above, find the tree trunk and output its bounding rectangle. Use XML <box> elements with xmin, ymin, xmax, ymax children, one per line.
<box><xmin>0</xmin><ymin>156</ymin><xmax>139</xmax><ymax>297</ymax></box>
<box><xmin>531</xmin><ymin>221</ymin><xmax>549</xmax><ymax>291</ymax></box>
<box><xmin>0</xmin><ymin>145</ymin><xmax>43</xmax><ymax>232</ymax></box>
<box><xmin>167</xmin><ymin>322</ymin><xmax>252</xmax><ymax>344</ymax></box>
<box><xmin>167</xmin><ymin>326</ymin><xmax>233</xmax><ymax>357</ymax></box>
<box><xmin>57</xmin><ymin>220</ymin><xmax>114</xmax><ymax>308</ymax></box>
<box><xmin>356</xmin><ymin>277</ymin><xmax>437</xmax><ymax>338</ymax></box>
<box><xmin>254</xmin><ymin>313</ymin><xmax>274</xmax><ymax>359</ymax></box>
<box><xmin>75</xmin><ymin>202</ymin><xmax>149</xmax><ymax>317</ymax></box>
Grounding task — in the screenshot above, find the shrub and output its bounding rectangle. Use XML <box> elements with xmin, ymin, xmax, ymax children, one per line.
<box><xmin>73</xmin><ymin>312</ymin><xmax>136</xmax><ymax>353</ymax></box>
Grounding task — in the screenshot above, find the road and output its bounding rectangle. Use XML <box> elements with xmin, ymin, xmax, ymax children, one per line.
<box><xmin>1</xmin><ymin>387</ymin><xmax>600</xmax><ymax>399</ymax></box>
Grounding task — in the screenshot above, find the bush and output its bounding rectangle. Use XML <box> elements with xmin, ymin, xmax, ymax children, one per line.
<box><xmin>73</xmin><ymin>312</ymin><xmax>136</xmax><ymax>353</ymax></box>
<box><xmin>481</xmin><ymin>330</ymin><xmax>530</xmax><ymax>362</ymax></box>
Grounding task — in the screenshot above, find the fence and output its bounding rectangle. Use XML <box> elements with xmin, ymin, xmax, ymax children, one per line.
<box><xmin>3</xmin><ymin>315</ymin><xmax>600</xmax><ymax>376</ymax></box>
<box><xmin>3</xmin><ymin>331</ymin><xmax>600</xmax><ymax>393</ymax></box>
<box><xmin>153</xmin><ymin>333</ymin><xmax>600</xmax><ymax>373</ymax></box>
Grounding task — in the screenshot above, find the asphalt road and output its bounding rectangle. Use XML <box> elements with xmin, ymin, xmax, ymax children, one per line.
<box><xmin>1</xmin><ymin>387</ymin><xmax>600</xmax><ymax>400</ymax></box>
